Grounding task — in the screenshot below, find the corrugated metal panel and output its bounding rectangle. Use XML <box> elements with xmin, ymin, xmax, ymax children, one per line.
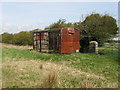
<box><xmin>59</xmin><ymin>28</ymin><xmax>80</xmax><ymax>54</ymax></box>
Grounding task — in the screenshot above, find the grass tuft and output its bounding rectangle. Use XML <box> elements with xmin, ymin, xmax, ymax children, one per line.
<box><xmin>39</xmin><ymin>64</ymin><xmax>43</xmax><ymax>69</ymax></box>
<box><xmin>41</xmin><ymin>72</ymin><xmax>58</xmax><ymax>88</ymax></box>
<box><xmin>80</xmin><ymin>80</ymin><xmax>97</xmax><ymax>88</ymax></box>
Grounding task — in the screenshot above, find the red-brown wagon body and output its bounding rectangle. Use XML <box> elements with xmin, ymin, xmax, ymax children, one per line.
<box><xmin>33</xmin><ymin>28</ymin><xmax>80</xmax><ymax>54</ymax></box>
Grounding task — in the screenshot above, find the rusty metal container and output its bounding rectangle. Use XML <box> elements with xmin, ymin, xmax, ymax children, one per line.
<box><xmin>33</xmin><ymin>28</ymin><xmax>80</xmax><ymax>54</ymax></box>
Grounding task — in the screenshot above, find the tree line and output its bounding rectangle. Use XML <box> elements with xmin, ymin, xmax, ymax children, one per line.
<box><xmin>1</xmin><ymin>13</ymin><xmax>118</xmax><ymax>46</ymax></box>
<box><xmin>1</xmin><ymin>29</ymin><xmax>39</xmax><ymax>45</ymax></box>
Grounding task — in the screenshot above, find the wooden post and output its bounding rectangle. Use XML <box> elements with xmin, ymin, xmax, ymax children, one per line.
<box><xmin>40</xmin><ymin>33</ymin><xmax>41</xmax><ymax>52</ymax></box>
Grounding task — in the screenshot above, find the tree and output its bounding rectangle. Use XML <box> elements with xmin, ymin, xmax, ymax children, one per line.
<box><xmin>75</xmin><ymin>13</ymin><xmax>118</xmax><ymax>46</ymax></box>
<box><xmin>2</xmin><ymin>32</ymin><xmax>14</xmax><ymax>44</ymax></box>
<box><xmin>13</xmin><ymin>29</ymin><xmax>40</xmax><ymax>45</ymax></box>
<box><xmin>13</xmin><ymin>31</ymin><xmax>32</xmax><ymax>45</ymax></box>
<box><xmin>1</xmin><ymin>29</ymin><xmax>40</xmax><ymax>45</ymax></box>
<box><xmin>45</xmin><ymin>19</ymin><xmax>73</xmax><ymax>29</ymax></box>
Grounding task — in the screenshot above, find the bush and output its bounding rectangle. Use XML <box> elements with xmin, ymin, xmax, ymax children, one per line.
<box><xmin>2</xmin><ymin>32</ymin><xmax>14</xmax><ymax>44</ymax></box>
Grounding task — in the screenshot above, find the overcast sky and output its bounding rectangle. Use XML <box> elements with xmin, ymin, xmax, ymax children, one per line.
<box><xmin>1</xmin><ymin>1</ymin><xmax>118</xmax><ymax>34</ymax></box>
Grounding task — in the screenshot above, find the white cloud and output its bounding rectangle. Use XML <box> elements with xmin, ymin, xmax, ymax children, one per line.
<box><xmin>17</xmin><ymin>25</ymin><xmax>34</xmax><ymax>31</ymax></box>
<box><xmin>35</xmin><ymin>21</ymin><xmax>45</xmax><ymax>29</ymax></box>
<box><xmin>1</xmin><ymin>24</ymin><xmax>34</xmax><ymax>34</ymax></box>
<box><xmin>2</xmin><ymin>23</ymin><xmax>13</xmax><ymax>33</ymax></box>
<box><xmin>0</xmin><ymin>22</ymin><xmax>44</xmax><ymax>34</ymax></box>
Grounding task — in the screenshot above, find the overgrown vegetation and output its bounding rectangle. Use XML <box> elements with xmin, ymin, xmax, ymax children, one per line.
<box><xmin>1</xmin><ymin>13</ymin><xmax>118</xmax><ymax>47</ymax></box>
<box><xmin>2</xmin><ymin>43</ymin><xmax>119</xmax><ymax>88</ymax></box>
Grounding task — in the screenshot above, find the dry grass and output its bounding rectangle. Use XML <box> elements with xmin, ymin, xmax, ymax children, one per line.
<box><xmin>2</xmin><ymin>57</ymin><xmax>108</xmax><ymax>88</ymax></box>
<box><xmin>2</xmin><ymin>57</ymin><xmax>105</xmax><ymax>81</ymax></box>
<box><xmin>80</xmin><ymin>80</ymin><xmax>97</xmax><ymax>88</ymax></box>
<box><xmin>2</xmin><ymin>57</ymin><xmax>118</xmax><ymax>88</ymax></box>
<box><xmin>0</xmin><ymin>43</ymin><xmax>32</xmax><ymax>50</ymax></box>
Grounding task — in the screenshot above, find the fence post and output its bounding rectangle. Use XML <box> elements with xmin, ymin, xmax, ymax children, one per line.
<box><xmin>89</xmin><ymin>41</ymin><xmax>98</xmax><ymax>54</ymax></box>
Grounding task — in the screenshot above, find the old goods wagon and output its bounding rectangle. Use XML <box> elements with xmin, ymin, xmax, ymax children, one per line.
<box><xmin>33</xmin><ymin>28</ymin><xmax>80</xmax><ymax>54</ymax></box>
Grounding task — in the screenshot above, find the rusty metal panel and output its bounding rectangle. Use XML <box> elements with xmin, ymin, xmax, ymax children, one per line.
<box><xmin>59</xmin><ymin>28</ymin><xmax>80</xmax><ymax>54</ymax></box>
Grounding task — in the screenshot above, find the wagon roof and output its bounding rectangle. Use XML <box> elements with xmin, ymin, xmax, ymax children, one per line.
<box><xmin>33</xmin><ymin>28</ymin><xmax>61</xmax><ymax>33</ymax></box>
<box><xmin>33</xmin><ymin>28</ymin><xmax>79</xmax><ymax>33</ymax></box>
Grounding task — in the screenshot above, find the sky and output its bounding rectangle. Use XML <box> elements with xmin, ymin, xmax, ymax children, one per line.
<box><xmin>1</xmin><ymin>2</ymin><xmax>119</xmax><ymax>34</ymax></box>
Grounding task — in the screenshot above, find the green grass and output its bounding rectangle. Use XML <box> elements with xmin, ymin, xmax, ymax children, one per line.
<box><xmin>2</xmin><ymin>45</ymin><xmax>119</xmax><ymax>88</ymax></box>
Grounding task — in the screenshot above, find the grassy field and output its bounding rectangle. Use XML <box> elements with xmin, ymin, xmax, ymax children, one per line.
<box><xmin>1</xmin><ymin>43</ymin><xmax>119</xmax><ymax>88</ymax></box>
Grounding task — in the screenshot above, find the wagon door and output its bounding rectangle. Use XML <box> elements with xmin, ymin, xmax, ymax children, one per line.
<box><xmin>59</xmin><ymin>28</ymin><xmax>80</xmax><ymax>54</ymax></box>
<box><xmin>60</xmin><ymin>29</ymin><xmax>75</xmax><ymax>53</ymax></box>
<box><xmin>49</xmin><ymin>30</ymin><xmax>60</xmax><ymax>53</ymax></box>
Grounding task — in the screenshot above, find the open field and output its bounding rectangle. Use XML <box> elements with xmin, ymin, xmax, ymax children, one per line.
<box><xmin>1</xmin><ymin>43</ymin><xmax>119</xmax><ymax>88</ymax></box>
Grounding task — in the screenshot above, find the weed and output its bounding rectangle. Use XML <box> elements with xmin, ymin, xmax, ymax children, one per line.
<box><xmin>39</xmin><ymin>64</ymin><xmax>43</xmax><ymax>69</ymax></box>
<box><xmin>41</xmin><ymin>72</ymin><xmax>58</xmax><ymax>88</ymax></box>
